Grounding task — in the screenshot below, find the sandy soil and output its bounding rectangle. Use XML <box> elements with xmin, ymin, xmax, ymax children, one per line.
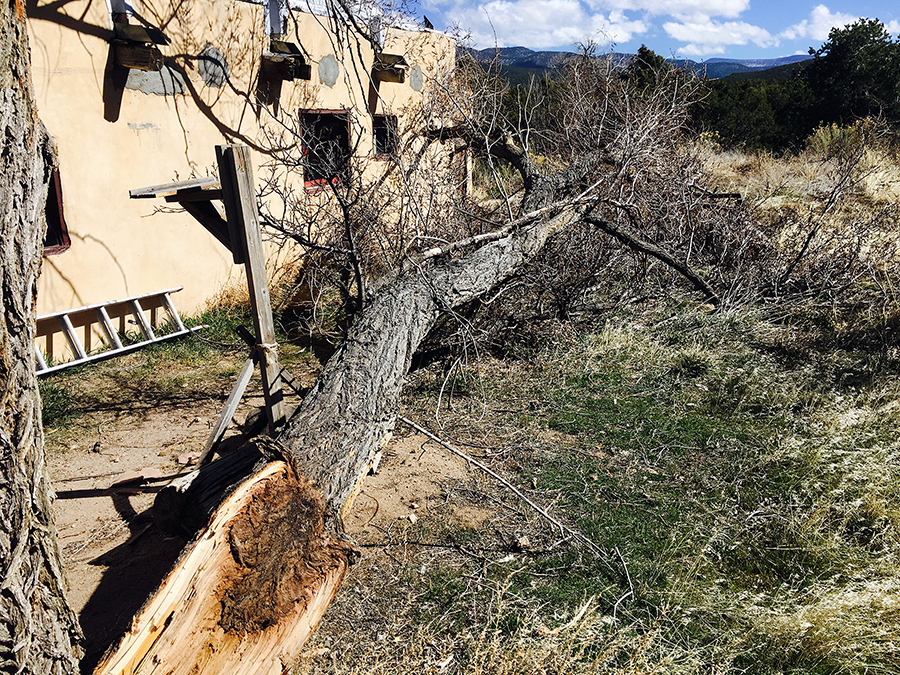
<box><xmin>47</xmin><ymin>386</ymin><xmax>484</xmax><ymax>673</ymax></box>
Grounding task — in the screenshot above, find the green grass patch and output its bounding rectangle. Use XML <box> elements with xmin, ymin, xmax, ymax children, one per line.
<box><xmin>398</xmin><ymin>303</ymin><xmax>900</xmax><ymax>674</ymax></box>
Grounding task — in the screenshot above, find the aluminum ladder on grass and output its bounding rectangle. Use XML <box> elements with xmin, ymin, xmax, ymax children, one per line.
<box><xmin>35</xmin><ymin>287</ymin><xmax>201</xmax><ymax>376</ymax></box>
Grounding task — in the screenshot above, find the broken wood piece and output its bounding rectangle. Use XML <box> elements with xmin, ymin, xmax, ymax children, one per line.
<box><xmin>176</xmin><ymin>451</ymin><xmax>200</xmax><ymax>466</ymax></box>
<box><xmin>154</xmin><ymin>442</ymin><xmax>264</xmax><ymax>537</ymax></box>
<box><xmin>96</xmin><ymin>461</ymin><xmax>356</xmax><ymax>675</ymax></box>
<box><xmin>197</xmin><ymin>355</ymin><xmax>257</xmax><ymax>466</ymax></box>
<box><xmin>109</xmin><ymin>467</ymin><xmax>168</xmax><ymax>489</ymax></box>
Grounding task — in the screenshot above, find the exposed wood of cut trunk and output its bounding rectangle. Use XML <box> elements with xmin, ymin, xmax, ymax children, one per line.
<box><xmin>95</xmin><ymin>202</ymin><xmax>582</xmax><ymax>675</ymax></box>
<box><xmin>94</xmin><ymin>462</ymin><xmax>352</xmax><ymax>675</ymax></box>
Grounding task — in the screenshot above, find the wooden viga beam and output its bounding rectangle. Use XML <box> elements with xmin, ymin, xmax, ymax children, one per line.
<box><xmin>93</xmin><ymin>460</ymin><xmax>356</xmax><ymax>675</ymax></box>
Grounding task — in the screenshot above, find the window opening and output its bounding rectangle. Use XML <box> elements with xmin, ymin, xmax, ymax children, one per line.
<box><xmin>372</xmin><ymin>115</ymin><xmax>398</xmax><ymax>157</ymax></box>
<box><xmin>44</xmin><ymin>168</ymin><xmax>71</xmax><ymax>256</ymax></box>
<box><xmin>300</xmin><ymin>111</ymin><xmax>351</xmax><ymax>187</ymax></box>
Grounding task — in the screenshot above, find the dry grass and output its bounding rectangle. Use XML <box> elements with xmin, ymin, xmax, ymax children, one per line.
<box><xmin>289</xmin><ymin>295</ymin><xmax>900</xmax><ymax>675</ymax></box>
<box><xmin>294</xmin><ymin>589</ymin><xmax>701</xmax><ymax>675</ymax></box>
<box><xmin>697</xmin><ymin>125</ymin><xmax>900</xmax><ymax>208</ymax></box>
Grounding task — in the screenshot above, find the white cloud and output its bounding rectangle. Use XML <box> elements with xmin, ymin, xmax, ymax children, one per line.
<box><xmin>780</xmin><ymin>5</ymin><xmax>858</xmax><ymax>41</ymax></box>
<box><xmin>591</xmin><ymin>0</ymin><xmax>749</xmax><ymax>20</ymax></box>
<box><xmin>454</xmin><ymin>0</ymin><xmax>647</xmax><ymax>49</ymax></box>
<box><xmin>663</xmin><ymin>18</ymin><xmax>775</xmax><ymax>57</ymax></box>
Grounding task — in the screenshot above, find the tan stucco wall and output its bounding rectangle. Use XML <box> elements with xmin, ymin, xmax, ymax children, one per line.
<box><xmin>28</xmin><ymin>0</ymin><xmax>455</xmax><ymax>318</ymax></box>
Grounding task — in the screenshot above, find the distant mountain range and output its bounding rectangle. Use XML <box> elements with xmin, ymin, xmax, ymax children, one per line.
<box><xmin>466</xmin><ymin>46</ymin><xmax>812</xmax><ymax>84</ymax></box>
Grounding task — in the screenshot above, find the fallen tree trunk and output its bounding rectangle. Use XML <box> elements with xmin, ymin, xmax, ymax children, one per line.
<box><xmin>95</xmin><ymin>460</ymin><xmax>354</xmax><ymax>675</ymax></box>
<box><xmin>95</xmin><ymin>201</ymin><xmax>585</xmax><ymax>674</ymax></box>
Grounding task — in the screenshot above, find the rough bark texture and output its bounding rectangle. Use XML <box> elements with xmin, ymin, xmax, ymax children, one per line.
<box><xmin>107</xmin><ymin>196</ymin><xmax>583</xmax><ymax>675</ymax></box>
<box><xmin>278</xmin><ymin>203</ymin><xmax>583</xmax><ymax>511</ymax></box>
<box><xmin>0</xmin><ymin>0</ymin><xmax>82</xmax><ymax>671</ymax></box>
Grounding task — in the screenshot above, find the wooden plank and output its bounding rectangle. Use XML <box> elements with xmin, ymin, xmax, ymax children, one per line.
<box><xmin>197</xmin><ymin>356</ymin><xmax>257</xmax><ymax>466</ymax></box>
<box><xmin>113</xmin><ymin>42</ymin><xmax>164</xmax><ymax>72</ymax></box>
<box><xmin>129</xmin><ymin>177</ymin><xmax>220</xmax><ymax>200</ymax></box>
<box><xmin>214</xmin><ymin>147</ymin><xmax>249</xmax><ymax>265</ymax></box>
<box><xmin>216</xmin><ymin>145</ymin><xmax>285</xmax><ymax>432</ymax></box>
<box><xmin>373</xmin><ymin>67</ymin><xmax>405</xmax><ymax>84</ymax></box>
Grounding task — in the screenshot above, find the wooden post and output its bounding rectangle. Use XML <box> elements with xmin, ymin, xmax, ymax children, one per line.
<box><xmin>216</xmin><ymin>145</ymin><xmax>286</xmax><ymax>433</ymax></box>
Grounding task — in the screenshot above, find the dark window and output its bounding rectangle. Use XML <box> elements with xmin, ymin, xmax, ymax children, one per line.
<box><xmin>372</xmin><ymin>115</ymin><xmax>398</xmax><ymax>157</ymax></box>
<box><xmin>300</xmin><ymin>111</ymin><xmax>351</xmax><ymax>187</ymax></box>
<box><xmin>43</xmin><ymin>168</ymin><xmax>71</xmax><ymax>256</ymax></box>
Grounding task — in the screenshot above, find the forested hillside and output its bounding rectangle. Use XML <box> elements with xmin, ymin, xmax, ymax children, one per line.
<box><xmin>694</xmin><ymin>19</ymin><xmax>900</xmax><ymax>151</ymax></box>
<box><xmin>486</xmin><ymin>19</ymin><xmax>899</xmax><ymax>153</ymax></box>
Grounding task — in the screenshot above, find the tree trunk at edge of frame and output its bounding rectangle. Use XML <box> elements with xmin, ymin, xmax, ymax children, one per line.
<box><xmin>0</xmin><ymin>0</ymin><xmax>83</xmax><ymax>672</ymax></box>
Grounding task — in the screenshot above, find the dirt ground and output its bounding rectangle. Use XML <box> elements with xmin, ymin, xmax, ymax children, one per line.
<box><xmin>46</xmin><ymin>379</ymin><xmax>488</xmax><ymax>673</ymax></box>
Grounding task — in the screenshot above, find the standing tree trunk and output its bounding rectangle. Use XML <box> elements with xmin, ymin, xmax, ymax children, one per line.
<box><xmin>0</xmin><ymin>0</ymin><xmax>82</xmax><ymax>672</ymax></box>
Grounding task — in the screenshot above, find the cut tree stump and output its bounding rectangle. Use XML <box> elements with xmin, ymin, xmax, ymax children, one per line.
<box><xmin>94</xmin><ymin>461</ymin><xmax>355</xmax><ymax>675</ymax></box>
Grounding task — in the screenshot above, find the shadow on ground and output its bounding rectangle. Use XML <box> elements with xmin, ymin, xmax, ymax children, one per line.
<box><xmin>77</xmin><ymin>501</ymin><xmax>186</xmax><ymax>674</ymax></box>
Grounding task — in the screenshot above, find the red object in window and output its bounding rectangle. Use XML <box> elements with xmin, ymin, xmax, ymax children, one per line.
<box><xmin>300</xmin><ymin>110</ymin><xmax>351</xmax><ymax>189</ymax></box>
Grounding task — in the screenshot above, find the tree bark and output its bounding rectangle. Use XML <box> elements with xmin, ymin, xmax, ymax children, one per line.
<box><xmin>584</xmin><ymin>216</ymin><xmax>720</xmax><ymax>306</ymax></box>
<box><xmin>99</xmin><ymin>202</ymin><xmax>584</xmax><ymax>675</ymax></box>
<box><xmin>277</xmin><ymin>202</ymin><xmax>582</xmax><ymax>507</ymax></box>
<box><xmin>0</xmin><ymin>0</ymin><xmax>82</xmax><ymax>672</ymax></box>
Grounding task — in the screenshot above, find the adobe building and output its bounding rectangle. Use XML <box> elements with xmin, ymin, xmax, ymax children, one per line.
<box><xmin>27</xmin><ymin>0</ymin><xmax>456</xmax><ymax>321</ymax></box>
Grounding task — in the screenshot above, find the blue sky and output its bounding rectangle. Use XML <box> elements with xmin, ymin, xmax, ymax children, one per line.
<box><xmin>414</xmin><ymin>1</ymin><xmax>900</xmax><ymax>60</ymax></box>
